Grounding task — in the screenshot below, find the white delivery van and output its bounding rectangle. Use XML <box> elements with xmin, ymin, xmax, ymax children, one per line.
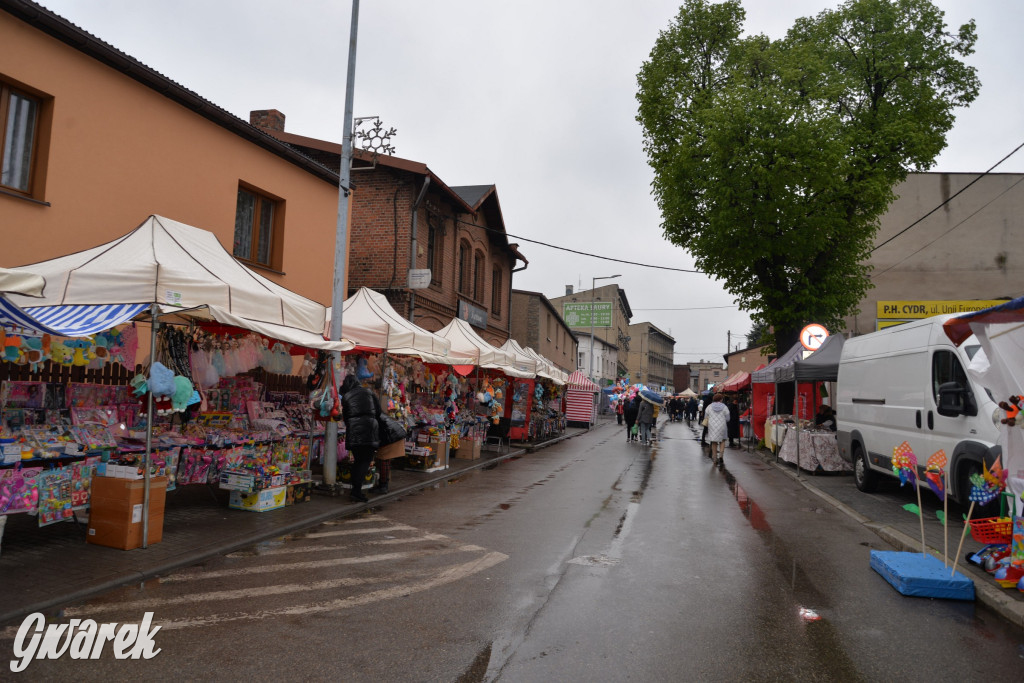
<box><xmin>836</xmin><ymin>314</ymin><xmax>1000</xmax><ymax>504</ymax></box>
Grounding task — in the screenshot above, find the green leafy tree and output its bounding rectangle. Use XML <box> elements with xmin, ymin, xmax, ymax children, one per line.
<box><xmin>637</xmin><ymin>0</ymin><xmax>979</xmax><ymax>352</ymax></box>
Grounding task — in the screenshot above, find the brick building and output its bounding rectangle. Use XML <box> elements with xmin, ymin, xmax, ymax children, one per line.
<box><xmin>249</xmin><ymin>111</ymin><xmax>526</xmax><ymax>346</ymax></box>
<box><xmin>509</xmin><ymin>290</ymin><xmax>578</xmax><ymax>375</ymax></box>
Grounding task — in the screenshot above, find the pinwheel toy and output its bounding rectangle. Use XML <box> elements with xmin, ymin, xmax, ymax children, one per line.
<box><xmin>952</xmin><ymin>457</ymin><xmax>1008</xmax><ymax>577</ymax></box>
<box><xmin>924</xmin><ymin>450</ymin><xmax>948</xmax><ymax>565</ymax></box>
<box><xmin>892</xmin><ymin>442</ymin><xmax>927</xmax><ymax>555</ymax></box>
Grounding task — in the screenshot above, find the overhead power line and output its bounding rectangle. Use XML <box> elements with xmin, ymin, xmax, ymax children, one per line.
<box><xmin>871</xmin><ymin>140</ymin><xmax>1024</xmax><ymax>253</ymax></box>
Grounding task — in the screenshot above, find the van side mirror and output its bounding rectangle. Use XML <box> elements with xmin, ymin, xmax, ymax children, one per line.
<box><xmin>937</xmin><ymin>381</ymin><xmax>968</xmax><ymax>417</ymax></box>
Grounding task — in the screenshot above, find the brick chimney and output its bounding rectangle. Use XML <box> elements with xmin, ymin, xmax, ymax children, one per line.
<box><xmin>250</xmin><ymin>109</ymin><xmax>285</xmax><ymax>132</ymax></box>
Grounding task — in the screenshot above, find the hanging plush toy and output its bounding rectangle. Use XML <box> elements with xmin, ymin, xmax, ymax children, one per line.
<box><xmin>65</xmin><ymin>339</ymin><xmax>93</xmax><ymax>367</ymax></box>
<box><xmin>534</xmin><ymin>384</ymin><xmax>544</xmax><ymax>401</ymax></box>
<box><xmin>356</xmin><ymin>356</ymin><xmax>374</xmax><ymax>381</ymax></box>
<box><xmin>20</xmin><ymin>337</ymin><xmax>46</xmax><ymax>373</ymax></box>
<box><xmin>171</xmin><ymin>375</ymin><xmax>195</xmax><ymax>413</ymax></box>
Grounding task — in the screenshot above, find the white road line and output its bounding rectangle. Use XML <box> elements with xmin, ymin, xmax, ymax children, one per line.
<box><xmin>61</xmin><ymin>569</ymin><xmax>426</xmax><ymax>617</ymax></box>
<box><xmin>303</xmin><ymin>524</ymin><xmax>416</xmax><ymax>539</ymax></box>
<box><xmin>160</xmin><ymin>546</ymin><xmax>482</xmax><ymax>583</ymax></box>
<box><xmin>227</xmin><ymin>533</ymin><xmax>450</xmax><ymax>558</ymax></box>
<box><xmin>154</xmin><ymin>551</ymin><xmax>509</xmax><ymax>630</ymax></box>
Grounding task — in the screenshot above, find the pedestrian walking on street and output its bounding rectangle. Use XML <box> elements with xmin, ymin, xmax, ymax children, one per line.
<box><xmin>616</xmin><ymin>398</ymin><xmax>624</xmax><ymax>425</ymax></box>
<box><xmin>726</xmin><ymin>396</ymin><xmax>740</xmax><ymax>448</ymax></box>
<box><xmin>340</xmin><ymin>373</ymin><xmax>382</xmax><ymax>503</ymax></box>
<box><xmin>624</xmin><ymin>395</ymin><xmax>640</xmax><ymax>442</ymax></box>
<box><xmin>687</xmin><ymin>396</ymin><xmax>698</xmax><ymax>423</ymax></box>
<box><xmin>699</xmin><ymin>398</ymin><xmax>709</xmax><ymax>446</ymax></box>
<box><xmin>637</xmin><ymin>397</ymin><xmax>654</xmax><ymax>445</ymax></box>
<box><xmin>705</xmin><ymin>393</ymin><xmax>730</xmax><ymax>467</ymax></box>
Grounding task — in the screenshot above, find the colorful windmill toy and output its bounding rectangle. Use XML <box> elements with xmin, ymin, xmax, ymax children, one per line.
<box><xmin>951</xmin><ymin>457</ymin><xmax>1008</xmax><ymax>578</ymax></box>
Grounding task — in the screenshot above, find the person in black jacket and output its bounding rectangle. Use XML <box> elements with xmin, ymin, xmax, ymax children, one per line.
<box><xmin>341</xmin><ymin>373</ymin><xmax>381</xmax><ymax>503</ymax></box>
<box><xmin>623</xmin><ymin>395</ymin><xmax>640</xmax><ymax>442</ymax></box>
<box><xmin>726</xmin><ymin>396</ymin><xmax>741</xmax><ymax>447</ymax></box>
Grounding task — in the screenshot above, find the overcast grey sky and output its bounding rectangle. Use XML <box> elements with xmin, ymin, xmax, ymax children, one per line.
<box><xmin>38</xmin><ymin>0</ymin><xmax>1024</xmax><ymax>366</ymax></box>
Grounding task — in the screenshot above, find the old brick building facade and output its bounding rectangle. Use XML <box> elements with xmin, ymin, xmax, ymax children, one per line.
<box><xmin>249</xmin><ymin>111</ymin><xmax>526</xmax><ymax>346</ymax></box>
<box><xmin>509</xmin><ymin>289</ymin><xmax>578</xmax><ymax>375</ymax></box>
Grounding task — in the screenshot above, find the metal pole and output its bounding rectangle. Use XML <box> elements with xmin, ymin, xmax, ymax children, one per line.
<box><xmin>142</xmin><ymin>303</ymin><xmax>158</xmax><ymax>548</ymax></box>
<box><xmin>324</xmin><ymin>0</ymin><xmax>360</xmax><ymax>490</ymax></box>
<box><xmin>588</xmin><ymin>277</ymin><xmax>596</xmax><ymax>383</ymax></box>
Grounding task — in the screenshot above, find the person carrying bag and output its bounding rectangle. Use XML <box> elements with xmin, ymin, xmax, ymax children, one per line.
<box><xmin>372</xmin><ymin>414</ymin><xmax>407</xmax><ymax>494</ymax></box>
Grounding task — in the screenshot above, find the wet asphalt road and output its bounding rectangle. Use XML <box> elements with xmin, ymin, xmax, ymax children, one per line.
<box><xmin>6</xmin><ymin>419</ymin><xmax>1023</xmax><ymax>681</ymax></box>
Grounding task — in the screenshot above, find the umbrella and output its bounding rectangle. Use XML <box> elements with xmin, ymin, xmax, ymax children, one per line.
<box><xmin>639</xmin><ymin>389</ymin><xmax>664</xmax><ymax>405</ymax></box>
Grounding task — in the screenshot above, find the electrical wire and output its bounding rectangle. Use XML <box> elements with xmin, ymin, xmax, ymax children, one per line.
<box><xmin>873</xmin><ymin>175</ymin><xmax>1024</xmax><ymax>278</ymax></box>
<box><xmin>871</xmin><ymin>140</ymin><xmax>1024</xmax><ymax>253</ymax></box>
<box><xmin>454</xmin><ymin>217</ymin><xmax>703</xmax><ymax>273</ymax></box>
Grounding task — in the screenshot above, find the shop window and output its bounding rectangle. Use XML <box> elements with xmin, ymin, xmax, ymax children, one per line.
<box><xmin>491</xmin><ymin>267</ymin><xmax>502</xmax><ymax>316</ymax></box>
<box><xmin>233</xmin><ymin>185</ymin><xmax>282</xmax><ymax>268</ymax></box>
<box><xmin>0</xmin><ymin>80</ymin><xmax>47</xmax><ymax>198</ymax></box>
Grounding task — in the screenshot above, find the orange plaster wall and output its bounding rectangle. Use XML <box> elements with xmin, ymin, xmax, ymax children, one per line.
<box><xmin>0</xmin><ymin>14</ymin><xmax>342</xmax><ymax>306</ymax></box>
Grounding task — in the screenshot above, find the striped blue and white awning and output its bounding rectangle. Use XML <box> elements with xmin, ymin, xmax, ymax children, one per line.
<box><xmin>0</xmin><ymin>297</ymin><xmax>148</xmax><ymax>337</ymax></box>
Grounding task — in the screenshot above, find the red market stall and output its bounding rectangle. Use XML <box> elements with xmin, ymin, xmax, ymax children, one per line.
<box><xmin>564</xmin><ymin>371</ymin><xmax>599</xmax><ymax>427</ymax></box>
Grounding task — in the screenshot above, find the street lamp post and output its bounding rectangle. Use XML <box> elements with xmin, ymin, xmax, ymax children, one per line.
<box><xmin>588</xmin><ymin>274</ymin><xmax>620</xmax><ymax>383</ymax></box>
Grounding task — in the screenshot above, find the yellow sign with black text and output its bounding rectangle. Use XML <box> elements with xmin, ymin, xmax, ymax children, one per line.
<box><xmin>876</xmin><ymin>300</ymin><xmax>1008</xmax><ymax>320</ymax></box>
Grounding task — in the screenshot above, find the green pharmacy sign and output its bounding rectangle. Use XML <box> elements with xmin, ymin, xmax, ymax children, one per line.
<box><xmin>563</xmin><ymin>302</ymin><xmax>613</xmax><ymax>328</ymax></box>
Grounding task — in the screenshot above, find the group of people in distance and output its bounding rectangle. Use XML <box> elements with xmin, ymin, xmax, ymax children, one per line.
<box><xmin>617</xmin><ymin>393</ymin><xmax>657</xmax><ymax>445</ymax></box>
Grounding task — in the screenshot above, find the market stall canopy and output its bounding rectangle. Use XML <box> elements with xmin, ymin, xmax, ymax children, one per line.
<box><xmin>720</xmin><ymin>371</ymin><xmax>751</xmax><ymax>392</ymax></box>
<box><xmin>751</xmin><ymin>341</ymin><xmax>806</xmax><ymax>383</ymax></box>
<box><xmin>566</xmin><ymin>370</ymin><xmax>600</xmax><ymax>392</ymax></box>
<box><xmin>0</xmin><ymin>267</ymin><xmax>45</xmax><ymax>297</ymax></box>
<box><xmin>520</xmin><ymin>345</ymin><xmax>566</xmax><ymax>384</ymax></box>
<box><xmin>677</xmin><ymin>387</ymin><xmax>698</xmax><ymax>398</ymax></box>
<box><xmin>327</xmin><ymin>287</ymin><xmax>472</xmax><ymax>364</ymax></box>
<box><xmin>943</xmin><ymin>297</ymin><xmax>1023</xmax><ymax>346</ymax></box>
<box><xmin>434</xmin><ymin>318</ymin><xmax>530</xmax><ymax>377</ymax></box>
<box><xmin>776</xmin><ymin>334</ymin><xmax>844</xmax><ymax>383</ymax></box>
<box><xmin>943</xmin><ymin>297</ymin><xmax>1024</xmax><ymax>515</ymax></box>
<box><xmin>4</xmin><ymin>215</ymin><xmax>351</xmax><ymax>351</ymax></box>
<box><xmin>499</xmin><ymin>339</ymin><xmax>540</xmax><ymax>377</ymax></box>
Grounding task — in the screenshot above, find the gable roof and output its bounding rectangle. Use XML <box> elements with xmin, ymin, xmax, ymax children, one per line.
<box><xmin>1</xmin><ymin>0</ymin><xmax>338</xmax><ymax>185</ymax></box>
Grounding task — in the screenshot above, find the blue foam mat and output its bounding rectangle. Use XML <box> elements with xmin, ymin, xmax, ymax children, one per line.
<box><xmin>870</xmin><ymin>550</ymin><xmax>975</xmax><ymax>601</ymax></box>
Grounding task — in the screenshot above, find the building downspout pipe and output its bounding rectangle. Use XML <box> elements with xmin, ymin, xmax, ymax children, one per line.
<box><xmin>408</xmin><ymin>176</ymin><xmax>430</xmax><ymax>323</ymax></box>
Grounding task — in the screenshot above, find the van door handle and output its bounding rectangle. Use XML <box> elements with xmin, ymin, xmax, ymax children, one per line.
<box><xmin>927</xmin><ymin>410</ymin><xmax>934</xmax><ymax>430</ymax></box>
<box><xmin>916</xmin><ymin>411</ymin><xmax>921</xmax><ymax>428</ymax></box>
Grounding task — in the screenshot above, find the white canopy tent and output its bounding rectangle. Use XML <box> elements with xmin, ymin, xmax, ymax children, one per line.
<box><xmin>326</xmin><ymin>287</ymin><xmax>472</xmax><ymax>364</ymax></box>
<box><xmin>499</xmin><ymin>338</ymin><xmax>539</xmax><ymax>378</ymax></box>
<box><xmin>524</xmin><ymin>346</ymin><xmax>567</xmax><ymax>384</ymax></box>
<box><xmin>4</xmin><ymin>215</ymin><xmax>351</xmax><ymax>351</ymax></box>
<box><xmin>0</xmin><ymin>267</ymin><xmax>45</xmax><ymax>297</ymax></box>
<box><xmin>435</xmin><ymin>318</ymin><xmax>532</xmax><ymax>377</ymax></box>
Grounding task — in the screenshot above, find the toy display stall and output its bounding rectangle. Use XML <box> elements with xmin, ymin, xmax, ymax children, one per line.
<box><xmin>564</xmin><ymin>371</ymin><xmax>599</xmax><ymax>427</ymax></box>
<box><xmin>0</xmin><ymin>217</ymin><xmax>349</xmax><ymax>549</ymax></box>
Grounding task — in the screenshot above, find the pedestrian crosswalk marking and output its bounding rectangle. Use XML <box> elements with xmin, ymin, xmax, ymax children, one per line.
<box><xmin>303</xmin><ymin>524</ymin><xmax>416</xmax><ymax>539</ymax></box>
<box><xmin>227</xmin><ymin>533</ymin><xmax>450</xmax><ymax>558</ymax></box>
<box><xmin>155</xmin><ymin>551</ymin><xmax>508</xmax><ymax>631</ymax></box>
<box><xmin>62</xmin><ymin>568</ymin><xmax>432</xmax><ymax>617</ymax></box>
<box><xmin>161</xmin><ymin>545</ymin><xmax>483</xmax><ymax>583</ymax></box>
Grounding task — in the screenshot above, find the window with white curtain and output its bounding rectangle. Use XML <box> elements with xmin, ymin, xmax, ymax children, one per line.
<box><xmin>233</xmin><ymin>185</ymin><xmax>279</xmax><ymax>267</ymax></box>
<box><xmin>0</xmin><ymin>83</ymin><xmax>40</xmax><ymax>195</ymax></box>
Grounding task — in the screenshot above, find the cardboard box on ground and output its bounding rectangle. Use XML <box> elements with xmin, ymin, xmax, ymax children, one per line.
<box><xmin>87</xmin><ymin>476</ymin><xmax>168</xmax><ymax>550</ymax></box>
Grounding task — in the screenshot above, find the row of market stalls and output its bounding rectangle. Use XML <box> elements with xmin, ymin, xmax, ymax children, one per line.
<box><xmin>0</xmin><ymin>215</ymin><xmax>569</xmax><ymax>549</ymax></box>
<box><xmin>749</xmin><ymin>335</ymin><xmax>846</xmax><ymax>472</ymax></box>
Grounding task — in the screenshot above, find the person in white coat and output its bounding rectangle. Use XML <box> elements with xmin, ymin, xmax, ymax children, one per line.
<box><xmin>705</xmin><ymin>393</ymin><xmax>730</xmax><ymax>468</ymax></box>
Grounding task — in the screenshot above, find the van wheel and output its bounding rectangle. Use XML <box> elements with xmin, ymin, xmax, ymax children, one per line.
<box><xmin>853</xmin><ymin>443</ymin><xmax>877</xmax><ymax>493</ymax></box>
